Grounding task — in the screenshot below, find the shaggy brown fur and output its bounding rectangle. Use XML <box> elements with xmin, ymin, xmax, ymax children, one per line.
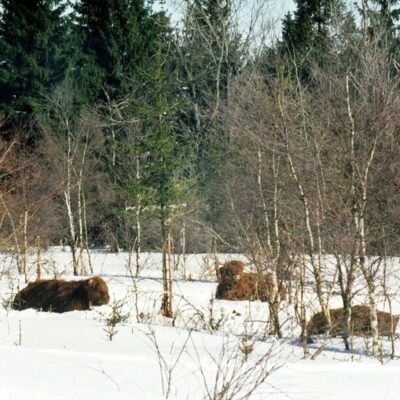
<box><xmin>307</xmin><ymin>305</ymin><xmax>399</xmax><ymax>338</ymax></box>
<box><xmin>215</xmin><ymin>260</ymin><xmax>245</xmax><ymax>299</ymax></box>
<box><xmin>216</xmin><ymin>260</ymin><xmax>245</xmax><ymax>283</ymax></box>
<box><xmin>216</xmin><ymin>272</ymin><xmax>287</xmax><ymax>302</ymax></box>
<box><xmin>12</xmin><ymin>276</ymin><xmax>110</xmax><ymax>313</ymax></box>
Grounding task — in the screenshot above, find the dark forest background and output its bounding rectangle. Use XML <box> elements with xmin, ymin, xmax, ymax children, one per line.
<box><xmin>1</xmin><ymin>0</ymin><xmax>400</xmax><ymax>263</ymax></box>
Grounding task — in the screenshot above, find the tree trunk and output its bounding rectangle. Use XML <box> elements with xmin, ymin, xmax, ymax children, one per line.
<box><xmin>346</xmin><ymin>73</ymin><xmax>381</xmax><ymax>359</ymax></box>
<box><xmin>135</xmin><ymin>157</ymin><xmax>142</xmax><ymax>277</ymax></box>
<box><xmin>64</xmin><ymin>127</ymin><xmax>78</xmax><ymax>276</ymax></box>
<box><xmin>22</xmin><ymin>207</ymin><xmax>28</xmax><ymax>282</ymax></box>
<box><xmin>35</xmin><ymin>235</ymin><xmax>42</xmax><ymax>280</ymax></box>
<box><xmin>255</xmin><ymin>150</ymin><xmax>283</xmax><ymax>337</ymax></box>
<box><xmin>160</xmin><ymin>215</ymin><xmax>173</xmax><ymax>318</ymax></box>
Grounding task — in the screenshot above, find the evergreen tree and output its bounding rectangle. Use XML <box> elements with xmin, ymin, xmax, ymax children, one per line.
<box><xmin>147</xmin><ymin>49</ymin><xmax>191</xmax><ymax>317</ymax></box>
<box><xmin>0</xmin><ymin>0</ymin><xmax>68</xmax><ymax>119</ymax></box>
<box><xmin>73</xmin><ymin>0</ymin><xmax>163</xmax><ymax>103</ymax></box>
<box><xmin>280</xmin><ymin>0</ymin><xmax>344</xmax><ymax>80</ymax></box>
<box><xmin>83</xmin><ymin>11</ymin><xmax>175</xmax><ymax>250</ymax></box>
<box><xmin>283</xmin><ymin>0</ymin><xmax>343</xmax><ymax>50</ymax></box>
<box><xmin>121</xmin><ymin>42</ymin><xmax>193</xmax><ymax>314</ymax></box>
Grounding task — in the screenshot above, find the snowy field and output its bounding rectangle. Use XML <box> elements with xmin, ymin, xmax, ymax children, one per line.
<box><xmin>1</xmin><ymin>248</ymin><xmax>400</xmax><ymax>399</ymax></box>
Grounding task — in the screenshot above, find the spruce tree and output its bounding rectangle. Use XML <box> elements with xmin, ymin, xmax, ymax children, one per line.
<box><xmin>156</xmin><ymin>58</ymin><xmax>191</xmax><ymax>317</ymax></box>
<box><xmin>73</xmin><ymin>0</ymin><xmax>162</xmax><ymax>103</ymax></box>
<box><xmin>282</xmin><ymin>0</ymin><xmax>342</xmax><ymax>54</ymax></box>
<box><xmin>0</xmin><ymin>0</ymin><xmax>68</xmax><ymax>118</ymax></box>
<box><xmin>73</xmin><ymin>6</ymin><xmax>171</xmax><ymax>249</ymax></box>
<box><xmin>281</xmin><ymin>0</ymin><xmax>344</xmax><ymax>81</ymax></box>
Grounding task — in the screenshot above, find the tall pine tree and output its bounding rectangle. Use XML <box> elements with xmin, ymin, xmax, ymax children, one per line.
<box><xmin>281</xmin><ymin>0</ymin><xmax>344</xmax><ymax>80</ymax></box>
<box><xmin>73</xmin><ymin>0</ymin><xmax>162</xmax><ymax>103</ymax></box>
<box><xmin>71</xmin><ymin>3</ymin><xmax>171</xmax><ymax>249</ymax></box>
<box><xmin>0</xmin><ymin>0</ymin><xmax>68</xmax><ymax>119</ymax></box>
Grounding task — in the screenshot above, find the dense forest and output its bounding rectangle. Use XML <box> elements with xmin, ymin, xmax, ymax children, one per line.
<box><xmin>1</xmin><ymin>0</ymin><xmax>400</xmax><ymax>267</ymax></box>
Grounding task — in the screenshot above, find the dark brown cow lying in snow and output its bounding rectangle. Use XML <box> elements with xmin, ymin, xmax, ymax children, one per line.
<box><xmin>215</xmin><ymin>260</ymin><xmax>245</xmax><ymax>296</ymax></box>
<box><xmin>216</xmin><ymin>261</ymin><xmax>287</xmax><ymax>302</ymax></box>
<box><xmin>307</xmin><ymin>305</ymin><xmax>399</xmax><ymax>338</ymax></box>
<box><xmin>12</xmin><ymin>276</ymin><xmax>110</xmax><ymax>313</ymax></box>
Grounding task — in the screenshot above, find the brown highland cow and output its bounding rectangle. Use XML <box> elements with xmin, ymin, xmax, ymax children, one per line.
<box><xmin>307</xmin><ymin>305</ymin><xmax>399</xmax><ymax>338</ymax></box>
<box><xmin>216</xmin><ymin>271</ymin><xmax>287</xmax><ymax>302</ymax></box>
<box><xmin>12</xmin><ymin>276</ymin><xmax>110</xmax><ymax>313</ymax></box>
<box><xmin>215</xmin><ymin>260</ymin><xmax>245</xmax><ymax>299</ymax></box>
<box><xmin>216</xmin><ymin>260</ymin><xmax>245</xmax><ymax>282</ymax></box>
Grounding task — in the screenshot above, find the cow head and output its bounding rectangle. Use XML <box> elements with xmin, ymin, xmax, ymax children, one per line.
<box><xmin>86</xmin><ymin>276</ymin><xmax>110</xmax><ymax>306</ymax></box>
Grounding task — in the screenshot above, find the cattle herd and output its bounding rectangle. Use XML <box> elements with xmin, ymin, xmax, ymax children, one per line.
<box><xmin>10</xmin><ymin>259</ymin><xmax>400</xmax><ymax>341</ymax></box>
<box><xmin>215</xmin><ymin>259</ymin><xmax>400</xmax><ymax>340</ymax></box>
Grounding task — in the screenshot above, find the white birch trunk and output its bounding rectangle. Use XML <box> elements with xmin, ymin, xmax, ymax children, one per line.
<box><xmin>64</xmin><ymin>127</ymin><xmax>78</xmax><ymax>275</ymax></box>
<box><xmin>346</xmin><ymin>74</ymin><xmax>381</xmax><ymax>359</ymax></box>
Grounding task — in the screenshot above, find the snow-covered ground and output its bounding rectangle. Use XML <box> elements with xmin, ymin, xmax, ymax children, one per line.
<box><xmin>1</xmin><ymin>248</ymin><xmax>400</xmax><ymax>399</ymax></box>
